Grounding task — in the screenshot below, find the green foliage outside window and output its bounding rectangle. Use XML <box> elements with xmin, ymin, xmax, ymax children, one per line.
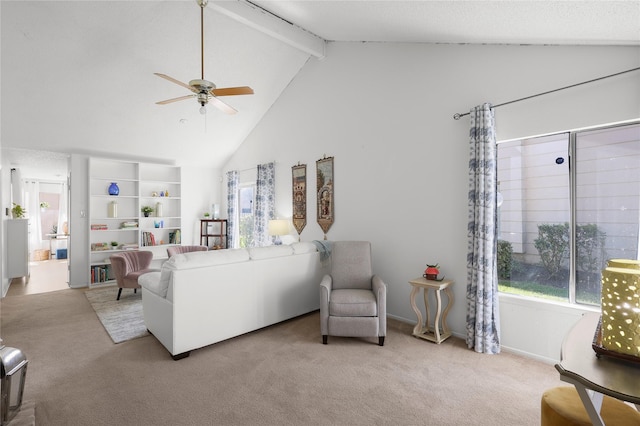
<box><xmin>533</xmin><ymin>222</ymin><xmax>607</xmax><ymax>281</ymax></box>
<box><xmin>497</xmin><ymin>240</ymin><xmax>513</xmax><ymax>279</ymax></box>
<box><xmin>575</xmin><ymin>223</ymin><xmax>607</xmax><ymax>275</ymax></box>
<box><xmin>534</xmin><ymin>223</ymin><xmax>570</xmax><ymax>280</ymax></box>
<box><xmin>239</xmin><ymin>214</ymin><xmax>254</xmax><ymax>248</ymax></box>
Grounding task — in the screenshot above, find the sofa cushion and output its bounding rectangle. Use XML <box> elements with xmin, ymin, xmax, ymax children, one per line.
<box><xmin>142</xmin><ymin>249</ymin><xmax>251</xmax><ymax>300</ymax></box>
<box><xmin>329</xmin><ymin>289</ymin><xmax>377</xmax><ymax>317</ymax></box>
<box><xmin>139</xmin><ymin>271</ymin><xmax>165</xmax><ymax>297</ymax></box>
<box><xmin>171</xmin><ymin>248</ymin><xmax>250</xmax><ymax>269</ymax></box>
<box><xmin>248</xmin><ymin>245</ymin><xmax>294</xmax><ymax>260</ymax></box>
<box><xmin>291</xmin><ymin>241</ymin><xmax>317</xmax><ymax>255</ymax></box>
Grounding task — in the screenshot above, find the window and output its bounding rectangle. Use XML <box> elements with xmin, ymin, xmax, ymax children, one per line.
<box><xmin>497</xmin><ymin>122</ymin><xmax>640</xmax><ymax>305</ymax></box>
<box><xmin>238</xmin><ymin>184</ymin><xmax>255</xmax><ymax>248</ymax></box>
<box><xmin>38</xmin><ymin>191</ymin><xmax>61</xmax><ymax>238</ymax></box>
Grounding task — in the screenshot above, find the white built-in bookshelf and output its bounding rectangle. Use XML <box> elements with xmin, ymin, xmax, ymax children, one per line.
<box><xmin>88</xmin><ymin>158</ymin><xmax>181</xmax><ymax>287</ymax></box>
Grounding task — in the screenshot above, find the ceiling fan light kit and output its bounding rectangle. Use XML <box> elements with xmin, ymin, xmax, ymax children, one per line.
<box><xmin>155</xmin><ymin>0</ymin><xmax>253</xmax><ymax>115</ymax></box>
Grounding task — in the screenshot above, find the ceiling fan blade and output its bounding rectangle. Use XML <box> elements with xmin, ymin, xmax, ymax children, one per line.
<box><xmin>209</xmin><ymin>96</ymin><xmax>237</xmax><ymax>115</ymax></box>
<box><xmin>154</xmin><ymin>73</ymin><xmax>194</xmax><ymax>92</ymax></box>
<box><xmin>211</xmin><ymin>86</ymin><xmax>254</xmax><ymax>97</ymax></box>
<box><xmin>154</xmin><ymin>1</ymin><xmax>251</xmax><ymax>114</ymax></box>
<box><xmin>156</xmin><ymin>94</ymin><xmax>195</xmax><ymax>105</ymax></box>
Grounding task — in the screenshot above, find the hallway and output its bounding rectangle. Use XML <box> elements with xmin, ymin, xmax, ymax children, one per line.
<box><xmin>7</xmin><ymin>259</ymin><xmax>70</xmax><ymax>296</ymax></box>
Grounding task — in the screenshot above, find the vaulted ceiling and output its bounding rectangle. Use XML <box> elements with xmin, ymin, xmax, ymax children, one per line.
<box><xmin>2</xmin><ymin>1</ymin><xmax>638</xmax><ymax>179</ymax></box>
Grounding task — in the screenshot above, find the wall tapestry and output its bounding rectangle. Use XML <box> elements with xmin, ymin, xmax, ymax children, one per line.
<box><xmin>292</xmin><ymin>163</ymin><xmax>307</xmax><ymax>239</ymax></box>
<box><xmin>316</xmin><ymin>156</ymin><xmax>334</xmax><ymax>239</ymax></box>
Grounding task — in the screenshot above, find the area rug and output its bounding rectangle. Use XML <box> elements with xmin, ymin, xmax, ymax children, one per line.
<box><xmin>85</xmin><ymin>287</ymin><xmax>149</xmax><ymax>344</ymax></box>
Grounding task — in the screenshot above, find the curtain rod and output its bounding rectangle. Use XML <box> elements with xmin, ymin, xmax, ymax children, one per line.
<box><xmin>236</xmin><ymin>161</ymin><xmax>277</xmax><ymax>173</ymax></box>
<box><xmin>453</xmin><ymin>66</ymin><xmax>640</xmax><ymax>120</ymax></box>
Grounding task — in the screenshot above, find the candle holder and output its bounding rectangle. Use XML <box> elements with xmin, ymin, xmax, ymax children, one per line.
<box><xmin>601</xmin><ymin>265</ymin><xmax>640</xmax><ymax>359</ymax></box>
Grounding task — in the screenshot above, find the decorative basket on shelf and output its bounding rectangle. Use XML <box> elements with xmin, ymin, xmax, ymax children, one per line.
<box><xmin>600</xmin><ymin>261</ymin><xmax>640</xmax><ymax>359</ymax></box>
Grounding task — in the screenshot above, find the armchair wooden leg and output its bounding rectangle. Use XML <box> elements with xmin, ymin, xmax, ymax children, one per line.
<box><xmin>322</xmin><ymin>335</ymin><xmax>328</xmax><ymax>344</ymax></box>
<box><xmin>117</xmin><ymin>288</ymin><xmax>122</xmax><ymax>300</ymax></box>
<box><xmin>379</xmin><ymin>336</ymin><xmax>385</xmax><ymax>346</ymax></box>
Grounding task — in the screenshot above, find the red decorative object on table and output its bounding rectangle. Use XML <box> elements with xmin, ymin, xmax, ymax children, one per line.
<box><xmin>423</xmin><ymin>263</ymin><xmax>444</xmax><ymax>281</ymax></box>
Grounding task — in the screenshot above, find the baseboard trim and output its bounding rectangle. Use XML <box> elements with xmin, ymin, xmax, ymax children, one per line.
<box><xmin>386</xmin><ymin>313</ymin><xmax>557</xmax><ymax>364</ymax></box>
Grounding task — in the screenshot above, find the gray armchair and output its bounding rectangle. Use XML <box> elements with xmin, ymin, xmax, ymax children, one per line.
<box><xmin>319</xmin><ymin>241</ymin><xmax>387</xmax><ymax>346</ymax></box>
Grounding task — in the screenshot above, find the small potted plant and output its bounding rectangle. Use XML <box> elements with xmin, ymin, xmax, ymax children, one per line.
<box><xmin>203</xmin><ymin>212</ymin><xmax>211</xmax><ymax>219</ymax></box>
<box><xmin>11</xmin><ymin>203</ymin><xmax>26</xmax><ymax>218</ymax></box>
<box><xmin>141</xmin><ymin>206</ymin><xmax>154</xmax><ymax>217</ymax></box>
<box><xmin>110</xmin><ymin>241</ymin><xmax>119</xmax><ymax>250</ymax></box>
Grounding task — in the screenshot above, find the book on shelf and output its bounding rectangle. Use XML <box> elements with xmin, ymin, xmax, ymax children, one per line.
<box><xmin>121</xmin><ymin>243</ymin><xmax>139</xmax><ymax>250</ymax></box>
<box><xmin>91</xmin><ymin>224</ymin><xmax>108</xmax><ymax>230</ymax></box>
<box><xmin>141</xmin><ymin>232</ymin><xmax>156</xmax><ymax>247</ymax></box>
<box><xmin>90</xmin><ymin>242</ymin><xmax>110</xmax><ymax>251</ymax></box>
<box><xmin>120</xmin><ymin>221</ymin><xmax>138</xmax><ymax>229</ymax></box>
<box><xmin>91</xmin><ymin>264</ymin><xmax>112</xmax><ymax>283</ymax></box>
<box><xmin>169</xmin><ymin>230</ymin><xmax>181</xmax><ymax>244</ymax></box>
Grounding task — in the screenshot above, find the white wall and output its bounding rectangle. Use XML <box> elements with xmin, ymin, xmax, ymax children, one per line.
<box><xmin>181</xmin><ymin>166</ymin><xmax>222</xmax><ymax>245</ymax></box>
<box><xmin>0</xmin><ymin>3</ymin><xmax>3</xmax><ymax>298</ymax></box>
<box><xmin>223</xmin><ymin>42</ymin><xmax>640</xmax><ymax>362</ymax></box>
<box><xmin>1</xmin><ymin>153</ymin><xmax>7</xmax><ymax>296</ymax></box>
<box><xmin>69</xmin><ymin>154</ymin><xmax>89</xmax><ymax>288</ymax></box>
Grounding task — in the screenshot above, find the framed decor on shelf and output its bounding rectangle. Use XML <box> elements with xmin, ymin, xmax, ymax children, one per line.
<box><xmin>292</xmin><ymin>163</ymin><xmax>307</xmax><ymax>238</ymax></box>
<box><xmin>316</xmin><ymin>156</ymin><xmax>334</xmax><ymax>238</ymax></box>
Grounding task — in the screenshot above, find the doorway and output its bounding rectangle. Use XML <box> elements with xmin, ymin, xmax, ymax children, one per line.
<box><xmin>3</xmin><ymin>148</ymin><xmax>71</xmax><ymax>296</ymax></box>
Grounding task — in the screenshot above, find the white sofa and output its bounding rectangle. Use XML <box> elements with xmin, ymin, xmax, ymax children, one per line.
<box><xmin>139</xmin><ymin>242</ymin><xmax>327</xmax><ymax>359</ymax></box>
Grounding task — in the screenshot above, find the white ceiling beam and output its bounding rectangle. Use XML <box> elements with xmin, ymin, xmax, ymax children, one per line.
<box><xmin>210</xmin><ymin>0</ymin><xmax>326</xmax><ymax>59</ymax></box>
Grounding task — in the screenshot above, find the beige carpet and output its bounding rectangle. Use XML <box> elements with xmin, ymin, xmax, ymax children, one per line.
<box><xmin>0</xmin><ymin>288</ymin><xmax>564</xmax><ymax>425</ymax></box>
<box><xmin>85</xmin><ymin>286</ymin><xmax>149</xmax><ymax>343</ymax></box>
<box><xmin>5</xmin><ymin>400</ymin><xmax>35</xmax><ymax>426</ymax></box>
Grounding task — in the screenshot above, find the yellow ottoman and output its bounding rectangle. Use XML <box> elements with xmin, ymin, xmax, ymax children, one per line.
<box><xmin>541</xmin><ymin>386</ymin><xmax>640</xmax><ymax>426</ymax></box>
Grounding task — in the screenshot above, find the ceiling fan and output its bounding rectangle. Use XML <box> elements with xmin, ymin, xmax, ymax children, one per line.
<box><xmin>154</xmin><ymin>0</ymin><xmax>253</xmax><ymax>115</ymax></box>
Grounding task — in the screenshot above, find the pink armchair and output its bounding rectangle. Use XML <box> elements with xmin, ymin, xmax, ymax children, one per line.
<box><xmin>110</xmin><ymin>251</ymin><xmax>155</xmax><ymax>300</ymax></box>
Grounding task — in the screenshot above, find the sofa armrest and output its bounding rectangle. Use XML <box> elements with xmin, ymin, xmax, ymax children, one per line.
<box><xmin>319</xmin><ymin>274</ymin><xmax>333</xmax><ymax>335</ymax></box>
<box><xmin>372</xmin><ymin>274</ymin><xmax>387</xmax><ymax>336</ymax></box>
<box><xmin>139</xmin><ymin>271</ymin><xmax>166</xmax><ymax>298</ymax></box>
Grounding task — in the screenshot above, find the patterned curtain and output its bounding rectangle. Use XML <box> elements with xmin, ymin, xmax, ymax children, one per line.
<box><xmin>254</xmin><ymin>162</ymin><xmax>275</xmax><ymax>247</ymax></box>
<box><xmin>466</xmin><ymin>103</ymin><xmax>501</xmax><ymax>354</ymax></box>
<box><xmin>226</xmin><ymin>170</ymin><xmax>239</xmax><ymax>248</ymax></box>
